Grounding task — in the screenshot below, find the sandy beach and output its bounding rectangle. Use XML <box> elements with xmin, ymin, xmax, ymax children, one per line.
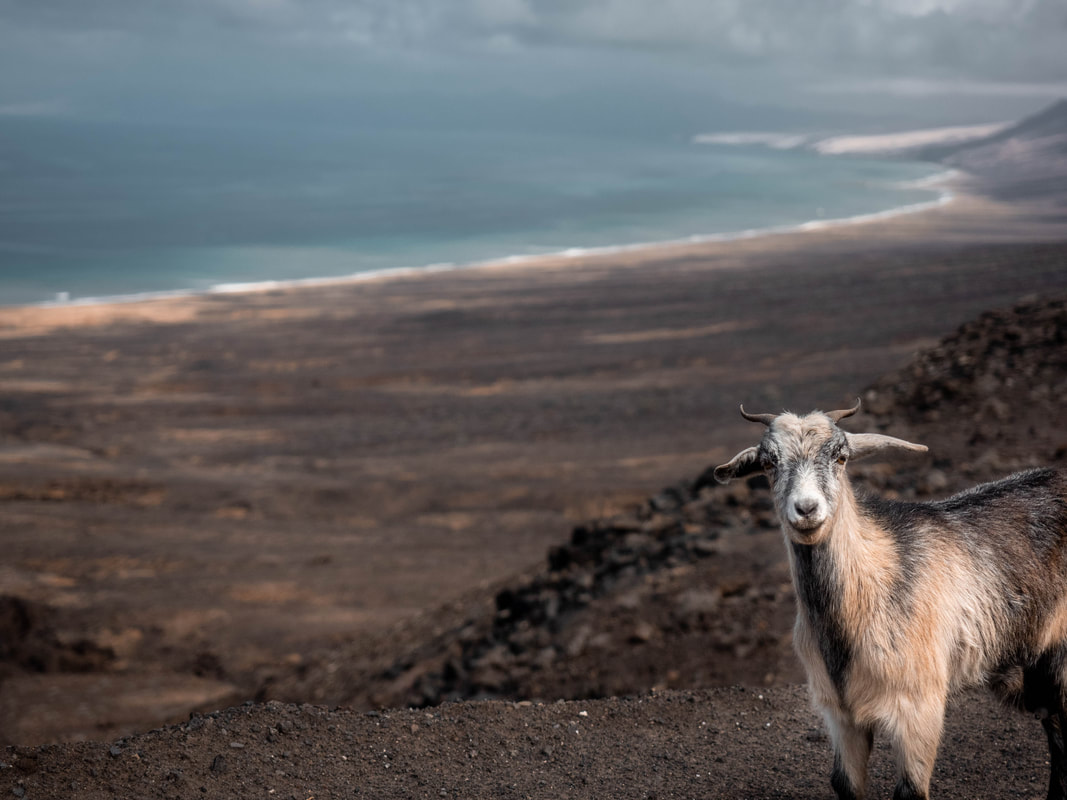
<box><xmin>0</xmin><ymin>169</ymin><xmax>1066</xmax><ymax>745</ymax></box>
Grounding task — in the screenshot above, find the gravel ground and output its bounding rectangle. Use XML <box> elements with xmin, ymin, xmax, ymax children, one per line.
<box><xmin>0</xmin><ymin>687</ymin><xmax>1053</xmax><ymax>800</ymax></box>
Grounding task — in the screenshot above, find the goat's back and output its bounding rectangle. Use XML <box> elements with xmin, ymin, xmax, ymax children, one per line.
<box><xmin>857</xmin><ymin>468</ymin><xmax>1067</xmax><ymax>678</ymax></box>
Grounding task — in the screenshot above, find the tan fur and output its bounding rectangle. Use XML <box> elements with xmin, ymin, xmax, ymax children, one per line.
<box><xmin>828</xmin><ymin>708</ymin><xmax>874</xmax><ymax>798</ymax></box>
<box><xmin>828</xmin><ymin>482</ymin><xmax>898</xmax><ymax>646</ymax></box>
<box><xmin>1038</xmin><ymin>596</ymin><xmax>1067</xmax><ymax>653</ymax></box>
<box><xmin>791</xmin><ymin>612</ymin><xmax>841</xmax><ymax>713</ymax></box>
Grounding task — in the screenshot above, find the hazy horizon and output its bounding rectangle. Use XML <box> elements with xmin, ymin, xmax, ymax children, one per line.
<box><xmin>2</xmin><ymin>1</ymin><xmax>1065</xmax><ymax>136</ymax></box>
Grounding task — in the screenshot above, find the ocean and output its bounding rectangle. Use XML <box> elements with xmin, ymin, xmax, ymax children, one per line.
<box><xmin>0</xmin><ymin>118</ymin><xmax>948</xmax><ymax>307</ymax></box>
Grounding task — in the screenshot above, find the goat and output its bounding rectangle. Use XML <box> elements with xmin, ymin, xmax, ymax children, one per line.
<box><xmin>714</xmin><ymin>400</ymin><xmax>1067</xmax><ymax>800</ymax></box>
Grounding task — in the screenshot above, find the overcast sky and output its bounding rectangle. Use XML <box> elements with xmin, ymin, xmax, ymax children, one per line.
<box><xmin>1</xmin><ymin>0</ymin><xmax>1065</xmax><ymax>133</ymax></box>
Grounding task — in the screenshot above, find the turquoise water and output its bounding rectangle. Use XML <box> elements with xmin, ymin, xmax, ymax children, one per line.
<box><xmin>0</xmin><ymin>119</ymin><xmax>946</xmax><ymax>306</ymax></box>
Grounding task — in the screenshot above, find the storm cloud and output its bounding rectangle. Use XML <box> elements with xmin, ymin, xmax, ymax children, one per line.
<box><xmin>1</xmin><ymin>0</ymin><xmax>1065</xmax><ymax>129</ymax></box>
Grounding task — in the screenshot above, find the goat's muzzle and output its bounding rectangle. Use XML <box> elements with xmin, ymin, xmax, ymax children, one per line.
<box><xmin>784</xmin><ymin>496</ymin><xmax>830</xmax><ymax>543</ymax></box>
<box><xmin>785</xmin><ymin>521</ymin><xmax>828</xmax><ymax>546</ymax></box>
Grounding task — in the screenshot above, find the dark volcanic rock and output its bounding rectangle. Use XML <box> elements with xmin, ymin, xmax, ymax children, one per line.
<box><xmin>861</xmin><ymin>295</ymin><xmax>1067</xmax><ymax>489</ymax></box>
<box><xmin>258</xmin><ymin>471</ymin><xmax>792</xmax><ymax>711</ymax></box>
<box><xmin>0</xmin><ymin>596</ymin><xmax>114</xmax><ymax>679</ymax></box>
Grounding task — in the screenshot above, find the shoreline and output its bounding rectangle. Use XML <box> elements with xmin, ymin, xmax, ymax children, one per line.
<box><xmin>1</xmin><ymin>169</ymin><xmax>1055</xmax><ymax>341</ymax></box>
<box><xmin>0</xmin><ymin>171</ymin><xmax>1036</xmax><ymax>340</ymax></box>
<box><xmin>8</xmin><ymin>164</ymin><xmax>961</xmax><ymax>314</ymax></box>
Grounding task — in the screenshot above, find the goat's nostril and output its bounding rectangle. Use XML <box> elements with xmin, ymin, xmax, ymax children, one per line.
<box><xmin>794</xmin><ymin>498</ymin><xmax>818</xmax><ymax>516</ymax></box>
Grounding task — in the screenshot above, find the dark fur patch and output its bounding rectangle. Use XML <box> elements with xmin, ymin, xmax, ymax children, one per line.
<box><xmin>939</xmin><ymin>468</ymin><xmax>1060</xmax><ymax>512</ymax></box>
<box><xmin>830</xmin><ymin>761</ymin><xmax>861</xmax><ymax>800</ymax></box>
<box><xmin>829</xmin><ymin>729</ymin><xmax>873</xmax><ymax>800</ymax></box>
<box><xmin>1023</xmin><ymin>655</ymin><xmax>1064</xmax><ymax>715</ymax></box>
<box><xmin>893</xmin><ymin>774</ymin><xmax>927</xmax><ymax>800</ymax></box>
<box><xmin>854</xmin><ymin>492</ymin><xmax>939</xmax><ymax>538</ymax></box>
<box><xmin>857</xmin><ymin>469</ymin><xmax>1062</xmax><ymax>531</ymax></box>
<box><xmin>816</xmin><ymin>431</ymin><xmax>848</xmax><ymax>497</ymax></box>
<box><xmin>1043</xmin><ymin>713</ymin><xmax>1067</xmax><ymax>800</ymax></box>
<box><xmin>792</xmin><ymin>542</ymin><xmax>852</xmax><ymax>692</ymax></box>
<box><xmin>941</xmin><ymin>469</ymin><xmax>1067</xmax><ymax>562</ymax></box>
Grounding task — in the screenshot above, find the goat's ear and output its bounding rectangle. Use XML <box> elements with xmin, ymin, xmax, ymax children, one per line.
<box><xmin>846</xmin><ymin>433</ymin><xmax>928</xmax><ymax>461</ymax></box>
<box><xmin>713</xmin><ymin>446</ymin><xmax>761</xmax><ymax>484</ymax></box>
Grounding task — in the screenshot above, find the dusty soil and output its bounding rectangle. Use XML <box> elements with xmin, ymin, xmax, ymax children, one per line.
<box><xmin>0</xmin><ymin>171</ymin><xmax>1065</xmax><ymax>797</ymax></box>
<box><xmin>0</xmin><ymin>688</ymin><xmax>1055</xmax><ymax>800</ymax></box>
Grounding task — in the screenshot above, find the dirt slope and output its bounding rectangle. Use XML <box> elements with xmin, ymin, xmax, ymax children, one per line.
<box><xmin>0</xmin><ymin>688</ymin><xmax>1053</xmax><ymax>800</ymax></box>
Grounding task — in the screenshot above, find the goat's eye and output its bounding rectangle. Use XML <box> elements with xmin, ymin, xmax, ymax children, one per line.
<box><xmin>761</xmin><ymin>454</ymin><xmax>777</xmax><ymax>470</ymax></box>
<box><xmin>836</xmin><ymin>453</ymin><xmax>848</xmax><ymax>465</ymax></box>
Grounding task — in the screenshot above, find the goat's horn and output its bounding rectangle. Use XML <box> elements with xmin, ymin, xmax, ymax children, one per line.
<box><xmin>739</xmin><ymin>404</ymin><xmax>776</xmax><ymax>426</ymax></box>
<box><xmin>826</xmin><ymin>398</ymin><xmax>862</xmax><ymax>423</ymax></box>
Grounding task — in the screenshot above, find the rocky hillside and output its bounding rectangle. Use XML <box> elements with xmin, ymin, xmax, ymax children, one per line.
<box><xmin>861</xmin><ymin>295</ymin><xmax>1067</xmax><ymax>478</ymax></box>
<box><xmin>258</xmin><ymin>295</ymin><xmax>1067</xmax><ymax>714</ymax></box>
<box><xmin>257</xmin><ymin>469</ymin><xmax>799</xmax><ymax>712</ymax></box>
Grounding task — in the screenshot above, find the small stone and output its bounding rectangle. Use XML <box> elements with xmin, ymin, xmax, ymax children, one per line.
<box><xmin>108</xmin><ymin>745</ymin><xmax>122</xmax><ymax>758</ymax></box>
<box><xmin>692</xmin><ymin>538</ymin><xmax>720</xmax><ymax>556</ymax></box>
<box><xmin>210</xmin><ymin>755</ymin><xmax>228</xmax><ymax>773</ymax></box>
<box><xmin>629</xmin><ymin>620</ymin><xmax>656</xmax><ymax>643</ymax></box>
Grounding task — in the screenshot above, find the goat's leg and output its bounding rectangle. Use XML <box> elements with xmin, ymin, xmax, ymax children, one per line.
<box><xmin>1020</xmin><ymin>653</ymin><xmax>1067</xmax><ymax>800</ymax></box>
<box><xmin>1038</xmin><ymin>653</ymin><xmax>1067</xmax><ymax>800</ymax></box>
<box><xmin>1041</xmin><ymin>711</ymin><xmax>1067</xmax><ymax>800</ymax></box>
<box><xmin>824</xmin><ymin>709</ymin><xmax>873</xmax><ymax>800</ymax></box>
<box><xmin>885</xmin><ymin>694</ymin><xmax>945</xmax><ymax>800</ymax></box>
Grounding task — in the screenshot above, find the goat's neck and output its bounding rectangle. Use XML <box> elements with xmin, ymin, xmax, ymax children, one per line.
<box><xmin>787</xmin><ymin>479</ymin><xmax>899</xmax><ymax>627</ymax></box>
<box><xmin>830</xmin><ymin>480</ymin><xmax>898</xmax><ymax>600</ymax></box>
